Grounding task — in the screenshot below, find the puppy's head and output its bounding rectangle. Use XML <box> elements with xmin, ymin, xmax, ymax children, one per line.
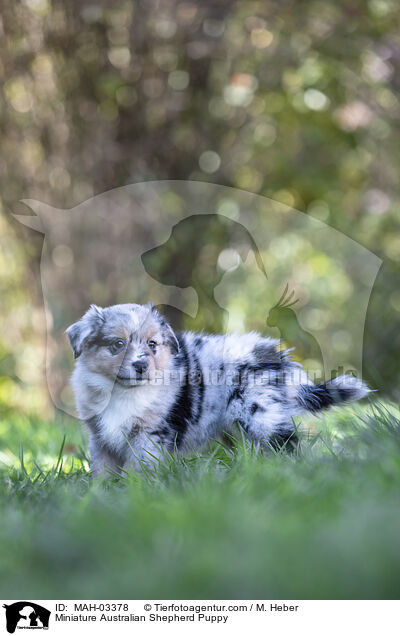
<box><xmin>66</xmin><ymin>303</ymin><xmax>179</xmax><ymax>387</ymax></box>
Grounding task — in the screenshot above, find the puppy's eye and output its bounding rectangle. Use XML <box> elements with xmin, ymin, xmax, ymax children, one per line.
<box><xmin>109</xmin><ymin>339</ymin><xmax>125</xmax><ymax>354</ymax></box>
<box><xmin>147</xmin><ymin>339</ymin><xmax>157</xmax><ymax>352</ymax></box>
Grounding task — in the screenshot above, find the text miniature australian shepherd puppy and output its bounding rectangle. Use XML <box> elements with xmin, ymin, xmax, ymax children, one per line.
<box><xmin>66</xmin><ymin>303</ymin><xmax>369</xmax><ymax>476</ymax></box>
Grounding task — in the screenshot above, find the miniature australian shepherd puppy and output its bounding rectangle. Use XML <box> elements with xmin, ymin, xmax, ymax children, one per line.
<box><xmin>66</xmin><ymin>303</ymin><xmax>369</xmax><ymax>476</ymax></box>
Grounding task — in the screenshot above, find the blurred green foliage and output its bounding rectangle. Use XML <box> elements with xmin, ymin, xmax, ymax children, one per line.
<box><xmin>0</xmin><ymin>0</ymin><xmax>400</xmax><ymax>419</ymax></box>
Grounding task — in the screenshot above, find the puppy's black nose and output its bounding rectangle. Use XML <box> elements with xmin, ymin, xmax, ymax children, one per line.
<box><xmin>132</xmin><ymin>358</ymin><xmax>148</xmax><ymax>374</ymax></box>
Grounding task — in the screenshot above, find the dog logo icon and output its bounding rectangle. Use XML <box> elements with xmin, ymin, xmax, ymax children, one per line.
<box><xmin>2</xmin><ymin>602</ymin><xmax>51</xmax><ymax>633</ymax></box>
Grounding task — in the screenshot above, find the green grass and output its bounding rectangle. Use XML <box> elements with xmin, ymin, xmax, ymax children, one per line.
<box><xmin>1</xmin><ymin>402</ymin><xmax>400</xmax><ymax>599</ymax></box>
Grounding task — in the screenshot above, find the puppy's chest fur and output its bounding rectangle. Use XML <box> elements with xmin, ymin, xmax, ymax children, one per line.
<box><xmin>94</xmin><ymin>385</ymin><xmax>176</xmax><ymax>454</ymax></box>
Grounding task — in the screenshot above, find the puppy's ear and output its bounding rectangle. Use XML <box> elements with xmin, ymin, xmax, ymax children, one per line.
<box><xmin>66</xmin><ymin>304</ymin><xmax>104</xmax><ymax>359</ymax></box>
<box><xmin>163</xmin><ymin>321</ymin><xmax>180</xmax><ymax>355</ymax></box>
<box><xmin>150</xmin><ymin>305</ymin><xmax>180</xmax><ymax>355</ymax></box>
<box><xmin>66</xmin><ymin>321</ymin><xmax>88</xmax><ymax>359</ymax></box>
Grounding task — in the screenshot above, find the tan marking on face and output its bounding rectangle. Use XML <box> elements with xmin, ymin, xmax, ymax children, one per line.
<box><xmin>85</xmin><ymin>346</ymin><xmax>123</xmax><ymax>379</ymax></box>
<box><xmin>145</xmin><ymin>327</ymin><xmax>160</xmax><ymax>342</ymax></box>
<box><xmin>81</xmin><ymin>306</ymin><xmax>175</xmax><ymax>383</ymax></box>
<box><xmin>153</xmin><ymin>346</ymin><xmax>172</xmax><ymax>372</ymax></box>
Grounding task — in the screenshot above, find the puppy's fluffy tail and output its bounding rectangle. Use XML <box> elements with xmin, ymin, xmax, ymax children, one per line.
<box><xmin>297</xmin><ymin>375</ymin><xmax>370</xmax><ymax>413</ymax></box>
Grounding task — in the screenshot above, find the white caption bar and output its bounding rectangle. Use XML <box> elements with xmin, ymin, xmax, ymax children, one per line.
<box><xmin>1</xmin><ymin>600</ymin><xmax>399</xmax><ymax>635</ymax></box>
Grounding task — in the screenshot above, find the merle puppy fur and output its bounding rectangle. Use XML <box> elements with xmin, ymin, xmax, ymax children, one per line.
<box><xmin>66</xmin><ymin>303</ymin><xmax>369</xmax><ymax>476</ymax></box>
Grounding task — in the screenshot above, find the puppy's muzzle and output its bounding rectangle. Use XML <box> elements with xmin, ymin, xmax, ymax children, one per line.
<box><xmin>116</xmin><ymin>354</ymin><xmax>149</xmax><ymax>387</ymax></box>
<box><xmin>131</xmin><ymin>357</ymin><xmax>148</xmax><ymax>375</ymax></box>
